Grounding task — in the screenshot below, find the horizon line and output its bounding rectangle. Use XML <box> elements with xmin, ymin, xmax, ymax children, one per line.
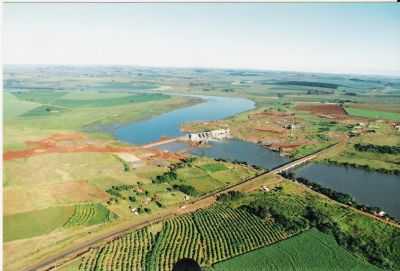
<box><xmin>4</xmin><ymin>63</ymin><xmax>400</xmax><ymax>78</ymax></box>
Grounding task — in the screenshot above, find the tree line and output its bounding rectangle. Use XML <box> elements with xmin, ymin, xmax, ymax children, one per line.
<box><xmin>354</xmin><ymin>143</ymin><xmax>400</xmax><ymax>155</ymax></box>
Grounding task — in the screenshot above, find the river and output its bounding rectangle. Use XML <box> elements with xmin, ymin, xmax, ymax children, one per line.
<box><xmin>114</xmin><ymin>93</ymin><xmax>400</xmax><ymax>219</ymax></box>
<box><xmin>114</xmin><ymin>95</ymin><xmax>255</xmax><ymax>145</ymax></box>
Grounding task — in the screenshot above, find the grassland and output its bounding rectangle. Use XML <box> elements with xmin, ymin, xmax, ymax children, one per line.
<box><xmin>4</xmin><ymin>203</ymin><xmax>115</xmax><ymax>242</ymax></box>
<box><xmin>213</xmin><ymin>229</ymin><xmax>379</xmax><ymax>271</ymax></box>
<box><xmin>4</xmin><ymin>206</ymin><xmax>75</xmax><ymax>242</ymax></box>
<box><xmin>346</xmin><ymin>107</ymin><xmax>400</xmax><ymax>121</ymax></box>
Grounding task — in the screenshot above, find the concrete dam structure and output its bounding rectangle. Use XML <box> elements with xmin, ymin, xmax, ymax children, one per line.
<box><xmin>187</xmin><ymin>129</ymin><xmax>231</xmax><ymax>142</ymax></box>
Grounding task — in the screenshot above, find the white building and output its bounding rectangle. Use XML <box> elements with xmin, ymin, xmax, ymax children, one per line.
<box><xmin>187</xmin><ymin>129</ymin><xmax>231</xmax><ymax>142</ymax></box>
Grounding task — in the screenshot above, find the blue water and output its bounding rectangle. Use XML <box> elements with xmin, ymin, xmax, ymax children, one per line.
<box><xmin>191</xmin><ymin>139</ymin><xmax>289</xmax><ymax>170</ymax></box>
<box><xmin>113</xmin><ymin>93</ymin><xmax>399</xmax><ymax>219</ymax></box>
<box><xmin>293</xmin><ymin>164</ymin><xmax>400</xmax><ymax>219</ymax></box>
<box><xmin>114</xmin><ymin>95</ymin><xmax>255</xmax><ymax>145</ymax></box>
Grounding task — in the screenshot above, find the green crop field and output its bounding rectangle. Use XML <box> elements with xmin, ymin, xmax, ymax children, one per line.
<box><xmin>21</xmin><ymin>105</ymin><xmax>68</xmax><ymax>117</ymax></box>
<box><xmin>200</xmin><ymin>163</ymin><xmax>227</xmax><ymax>172</ymax></box>
<box><xmin>148</xmin><ymin>214</ymin><xmax>204</xmax><ymax>270</ymax></box>
<box><xmin>77</xmin><ymin>205</ymin><xmax>291</xmax><ymax>271</ymax></box>
<box><xmin>345</xmin><ymin>107</ymin><xmax>400</xmax><ymax>121</ymax></box>
<box><xmin>3</xmin><ymin>92</ymin><xmax>40</xmax><ymax>120</ymax></box>
<box><xmin>13</xmin><ymin>91</ymin><xmax>68</xmax><ymax>104</ymax></box>
<box><xmin>4</xmin><ymin>206</ymin><xmax>74</xmax><ymax>242</ymax></box>
<box><xmin>79</xmin><ymin>228</ymin><xmax>154</xmax><ymax>271</ymax></box>
<box><xmin>229</xmin><ymin>181</ymin><xmax>400</xmax><ymax>270</ymax></box>
<box><xmin>213</xmin><ymin>229</ymin><xmax>380</xmax><ymax>271</ymax></box>
<box><xmin>64</xmin><ymin>204</ymin><xmax>116</xmax><ymax>227</ymax></box>
<box><xmin>52</xmin><ymin>93</ymin><xmax>168</xmax><ymax>108</ymax></box>
<box><xmin>4</xmin><ymin>203</ymin><xmax>115</xmax><ymax>242</ymax></box>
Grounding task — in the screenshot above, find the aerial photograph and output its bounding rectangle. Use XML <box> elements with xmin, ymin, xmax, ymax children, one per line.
<box><xmin>2</xmin><ymin>3</ymin><xmax>400</xmax><ymax>271</ymax></box>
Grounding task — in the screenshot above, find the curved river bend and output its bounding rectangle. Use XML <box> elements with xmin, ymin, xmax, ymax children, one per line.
<box><xmin>114</xmin><ymin>94</ymin><xmax>400</xmax><ymax>219</ymax></box>
<box><xmin>114</xmin><ymin>95</ymin><xmax>254</xmax><ymax>145</ymax></box>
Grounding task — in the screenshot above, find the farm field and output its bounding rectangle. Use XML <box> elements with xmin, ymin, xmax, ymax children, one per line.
<box><xmin>75</xmin><ymin>205</ymin><xmax>292</xmax><ymax>271</ymax></box>
<box><xmin>3</xmin><ymin>66</ymin><xmax>400</xmax><ymax>271</ymax></box>
<box><xmin>227</xmin><ymin>181</ymin><xmax>400</xmax><ymax>270</ymax></box>
<box><xmin>345</xmin><ymin>107</ymin><xmax>400</xmax><ymax>121</ymax></box>
<box><xmin>4</xmin><ymin>206</ymin><xmax>75</xmax><ymax>242</ymax></box>
<box><xmin>4</xmin><ymin>203</ymin><xmax>115</xmax><ymax>242</ymax></box>
<box><xmin>213</xmin><ymin>229</ymin><xmax>379</xmax><ymax>271</ymax></box>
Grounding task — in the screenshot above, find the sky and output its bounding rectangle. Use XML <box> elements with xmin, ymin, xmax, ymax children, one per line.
<box><xmin>3</xmin><ymin>3</ymin><xmax>400</xmax><ymax>76</ymax></box>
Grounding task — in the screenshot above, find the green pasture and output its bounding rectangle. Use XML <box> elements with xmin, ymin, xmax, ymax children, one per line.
<box><xmin>3</xmin><ymin>92</ymin><xmax>40</xmax><ymax>119</ymax></box>
<box><xmin>213</xmin><ymin>229</ymin><xmax>379</xmax><ymax>271</ymax></box>
<box><xmin>4</xmin><ymin>206</ymin><xmax>74</xmax><ymax>242</ymax></box>
<box><xmin>13</xmin><ymin>90</ymin><xmax>67</xmax><ymax>104</ymax></box>
<box><xmin>51</xmin><ymin>93</ymin><xmax>168</xmax><ymax>108</ymax></box>
<box><xmin>345</xmin><ymin>107</ymin><xmax>400</xmax><ymax>121</ymax></box>
<box><xmin>199</xmin><ymin>163</ymin><xmax>227</xmax><ymax>172</ymax></box>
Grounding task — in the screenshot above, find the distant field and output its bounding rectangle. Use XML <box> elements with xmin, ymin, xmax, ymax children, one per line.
<box><xmin>345</xmin><ymin>107</ymin><xmax>400</xmax><ymax>121</ymax></box>
<box><xmin>13</xmin><ymin>90</ymin><xmax>169</xmax><ymax>110</ymax></box>
<box><xmin>21</xmin><ymin>105</ymin><xmax>68</xmax><ymax>117</ymax></box>
<box><xmin>61</xmin><ymin>91</ymin><xmax>134</xmax><ymax>100</ymax></box>
<box><xmin>213</xmin><ymin>229</ymin><xmax>379</xmax><ymax>271</ymax></box>
<box><xmin>51</xmin><ymin>93</ymin><xmax>168</xmax><ymax>108</ymax></box>
<box><xmin>3</xmin><ymin>92</ymin><xmax>39</xmax><ymax>119</ymax></box>
<box><xmin>12</xmin><ymin>91</ymin><xmax>67</xmax><ymax>104</ymax></box>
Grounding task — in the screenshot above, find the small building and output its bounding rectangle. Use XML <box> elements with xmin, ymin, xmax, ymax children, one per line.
<box><xmin>184</xmin><ymin>195</ymin><xmax>190</xmax><ymax>201</ymax></box>
<box><xmin>260</xmin><ymin>185</ymin><xmax>270</xmax><ymax>192</ymax></box>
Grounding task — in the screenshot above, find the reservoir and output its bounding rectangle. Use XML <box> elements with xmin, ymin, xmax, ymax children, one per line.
<box><xmin>191</xmin><ymin>139</ymin><xmax>289</xmax><ymax>170</ymax></box>
<box><xmin>114</xmin><ymin>95</ymin><xmax>255</xmax><ymax>145</ymax></box>
<box><xmin>292</xmin><ymin>164</ymin><xmax>400</xmax><ymax>219</ymax></box>
<box><xmin>114</xmin><ymin>93</ymin><xmax>400</xmax><ymax>219</ymax></box>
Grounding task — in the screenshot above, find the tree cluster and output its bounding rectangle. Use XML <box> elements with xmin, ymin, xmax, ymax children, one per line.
<box><xmin>216</xmin><ymin>191</ymin><xmax>244</xmax><ymax>202</ymax></box>
<box><xmin>172</xmin><ymin>184</ymin><xmax>198</xmax><ymax>196</ymax></box>
<box><xmin>354</xmin><ymin>143</ymin><xmax>400</xmax><ymax>155</ymax></box>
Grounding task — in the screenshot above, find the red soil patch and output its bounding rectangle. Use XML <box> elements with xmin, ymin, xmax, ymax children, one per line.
<box><xmin>4</xmin><ymin>133</ymin><xmax>141</xmax><ymax>161</ymax></box>
<box><xmin>4</xmin><ymin>132</ymin><xmax>186</xmax><ymax>162</ymax></box>
<box><xmin>296</xmin><ymin>103</ymin><xmax>347</xmax><ymax>119</ymax></box>
<box><xmin>249</xmin><ymin>111</ymin><xmax>294</xmax><ymax>119</ymax></box>
<box><xmin>255</xmin><ymin>127</ymin><xmax>285</xmax><ymax>133</ymax></box>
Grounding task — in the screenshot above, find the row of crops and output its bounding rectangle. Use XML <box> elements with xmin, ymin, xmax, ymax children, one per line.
<box><xmin>80</xmin><ymin>228</ymin><xmax>154</xmax><ymax>271</ymax></box>
<box><xmin>78</xmin><ymin>205</ymin><xmax>292</xmax><ymax>271</ymax></box>
<box><xmin>64</xmin><ymin>204</ymin><xmax>114</xmax><ymax>227</ymax></box>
